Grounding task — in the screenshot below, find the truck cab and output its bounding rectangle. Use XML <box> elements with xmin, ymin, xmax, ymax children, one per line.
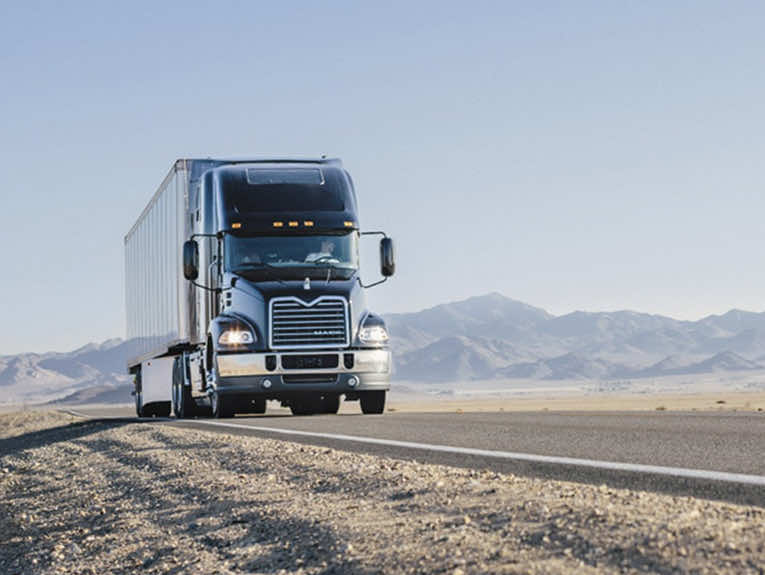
<box><xmin>178</xmin><ymin>159</ymin><xmax>394</xmax><ymax>417</ymax></box>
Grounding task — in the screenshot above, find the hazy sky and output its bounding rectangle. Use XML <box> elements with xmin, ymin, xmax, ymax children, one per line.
<box><xmin>2</xmin><ymin>1</ymin><xmax>765</xmax><ymax>354</ymax></box>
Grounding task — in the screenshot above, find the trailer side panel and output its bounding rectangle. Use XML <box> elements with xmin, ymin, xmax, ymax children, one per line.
<box><xmin>124</xmin><ymin>161</ymin><xmax>190</xmax><ymax>368</ymax></box>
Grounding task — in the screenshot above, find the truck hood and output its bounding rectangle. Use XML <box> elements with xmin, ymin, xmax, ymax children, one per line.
<box><xmin>236</xmin><ymin>276</ymin><xmax>359</xmax><ymax>301</ymax></box>
<box><xmin>223</xmin><ymin>272</ymin><xmax>370</xmax><ymax>349</ymax></box>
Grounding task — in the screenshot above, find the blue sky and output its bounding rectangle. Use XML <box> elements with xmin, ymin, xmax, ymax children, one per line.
<box><xmin>2</xmin><ymin>1</ymin><xmax>765</xmax><ymax>354</ymax></box>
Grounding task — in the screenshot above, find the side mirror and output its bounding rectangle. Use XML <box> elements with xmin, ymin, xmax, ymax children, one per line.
<box><xmin>380</xmin><ymin>237</ymin><xmax>395</xmax><ymax>277</ymax></box>
<box><xmin>183</xmin><ymin>240</ymin><xmax>199</xmax><ymax>280</ymax></box>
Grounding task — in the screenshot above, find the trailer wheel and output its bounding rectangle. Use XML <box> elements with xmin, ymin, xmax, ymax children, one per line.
<box><xmin>211</xmin><ymin>390</ymin><xmax>234</xmax><ymax>418</ymax></box>
<box><xmin>360</xmin><ymin>391</ymin><xmax>386</xmax><ymax>415</ymax></box>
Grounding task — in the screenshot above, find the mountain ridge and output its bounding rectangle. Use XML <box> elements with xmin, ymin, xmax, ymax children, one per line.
<box><xmin>4</xmin><ymin>293</ymin><xmax>765</xmax><ymax>402</ymax></box>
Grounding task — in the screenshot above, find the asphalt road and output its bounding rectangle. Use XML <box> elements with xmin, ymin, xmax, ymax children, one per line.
<box><xmin>69</xmin><ymin>406</ymin><xmax>765</xmax><ymax>507</ymax></box>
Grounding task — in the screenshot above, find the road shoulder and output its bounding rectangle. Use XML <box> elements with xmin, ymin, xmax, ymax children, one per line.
<box><xmin>2</xmin><ymin>410</ymin><xmax>764</xmax><ymax>574</ymax></box>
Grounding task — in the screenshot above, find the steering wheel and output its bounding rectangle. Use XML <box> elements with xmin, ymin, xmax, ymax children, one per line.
<box><xmin>311</xmin><ymin>255</ymin><xmax>340</xmax><ymax>264</ymax></box>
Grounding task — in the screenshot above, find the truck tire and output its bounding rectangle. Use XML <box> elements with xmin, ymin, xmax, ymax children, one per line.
<box><xmin>211</xmin><ymin>390</ymin><xmax>233</xmax><ymax>418</ymax></box>
<box><xmin>172</xmin><ymin>357</ymin><xmax>196</xmax><ymax>418</ymax></box>
<box><xmin>360</xmin><ymin>391</ymin><xmax>386</xmax><ymax>415</ymax></box>
<box><xmin>137</xmin><ymin>400</ymin><xmax>170</xmax><ymax>418</ymax></box>
<box><xmin>155</xmin><ymin>402</ymin><xmax>171</xmax><ymax>417</ymax></box>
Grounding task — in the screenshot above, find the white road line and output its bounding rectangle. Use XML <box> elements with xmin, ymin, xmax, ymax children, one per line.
<box><xmin>63</xmin><ymin>410</ymin><xmax>765</xmax><ymax>487</ymax></box>
<box><xmin>184</xmin><ymin>419</ymin><xmax>765</xmax><ymax>487</ymax></box>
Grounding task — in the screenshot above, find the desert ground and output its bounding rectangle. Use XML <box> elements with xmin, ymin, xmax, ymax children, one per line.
<box><xmin>1</xmin><ymin>409</ymin><xmax>763</xmax><ymax>574</ymax></box>
<box><xmin>44</xmin><ymin>389</ymin><xmax>765</xmax><ymax>419</ymax></box>
<box><xmin>385</xmin><ymin>390</ymin><xmax>765</xmax><ymax>414</ymax></box>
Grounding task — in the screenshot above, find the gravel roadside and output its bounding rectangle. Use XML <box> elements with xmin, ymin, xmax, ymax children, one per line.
<box><xmin>0</xmin><ymin>411</ymin><xmax>763</xmax><ymax>574</ymax></box>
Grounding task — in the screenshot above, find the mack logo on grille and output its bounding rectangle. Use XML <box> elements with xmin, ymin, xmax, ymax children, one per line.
<box><xmin>270</xmin><ymin>296</ymin><xmax>350</xmax><ymax>349</ymax></box>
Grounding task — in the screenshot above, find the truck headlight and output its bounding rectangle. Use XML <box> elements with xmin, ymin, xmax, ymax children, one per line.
<box><xmin>359</xmin><ymin>325</ymin><xmax>389</xmax><ymax>345</ymax></box>
<box><xmin>218</xmin><ymin>329</ymin><xmax>255</xmax><ymax>345</ymax></box>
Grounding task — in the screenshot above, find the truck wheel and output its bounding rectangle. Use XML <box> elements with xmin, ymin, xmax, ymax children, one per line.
<box><xmin>360</xmin><ymin>391</ymin><xmax>386</xmax><ymax>415</ymax></box>
<box><xmin>320</xmin><ymin>394</ymin><xmax>340</xmax><ymax>415</ymax></box>
<box><xmin>172</xmin><ymin>357</ymin><xmax>196</xmax><ymax>418</ymax></box>
<box><xmin>155</xmin><ymin>402</ymin><xmax>171</xmax><ymax>417</ymax></box>
<box><xmin>136</xmin><ymin>392</ymin><xmax>160</xmax><ymax>418</ymax></box>
<box><xmin>211</xmin><ymin>390</ymin><xmax>233</xmax><ymax>418</ymax></box>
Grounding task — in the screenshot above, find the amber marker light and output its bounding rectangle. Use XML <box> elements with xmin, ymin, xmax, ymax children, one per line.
<box><xmin>273</xmin><ymin>221</ymin><xmax>284</xmax><ymax>228</ymax></box>
<box><xmin>231</xmin><ymin>222</ymin><xmax>242</xmax><ymax>229</ymax></box>
<box><xmin>304</xmin><ymin>220</ymin><xmax>314</xmax><ymax>227</ymax></box>
<box><xmin>288</xmin><ymin>221</ymin><xmax>299</xmax><ymax>227</ymax></box>
<box><xmin>344</xmin><ymin>221</ymin><xmax>354</xmax><ymax>227</ymax></box>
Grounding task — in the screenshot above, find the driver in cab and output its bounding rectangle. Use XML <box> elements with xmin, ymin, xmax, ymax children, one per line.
<box><xmin>305</xmin><ymin>239</ymin><xmax>338</xmax><ymax>263</ymax></box>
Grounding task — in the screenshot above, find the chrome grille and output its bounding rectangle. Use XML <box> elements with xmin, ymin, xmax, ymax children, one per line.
<box><xmin>269</xmin><ymin>296</ymin><xmax>349</xmax><ymax>350</ymax></box>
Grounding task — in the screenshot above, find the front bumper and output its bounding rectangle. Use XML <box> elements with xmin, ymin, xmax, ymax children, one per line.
<box><xmin>215</xmin><ymin>349</ymin><xmax>391</xmax><ymax>396</ymax></box>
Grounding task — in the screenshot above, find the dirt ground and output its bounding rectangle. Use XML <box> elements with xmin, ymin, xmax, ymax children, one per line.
<box><xmin>0</xmin><ymin>410</ymin><xmax>763</xmax><ymax>574</ymax></box>
<box><xmin>385</xmin><ymin>390</ymin><xmax>765</xmax><ymax>414</ymax></box>
<box><xmin>28</xmin><ymin>390</ymin><xmax>765</xmax><ymax>418</ymax></box>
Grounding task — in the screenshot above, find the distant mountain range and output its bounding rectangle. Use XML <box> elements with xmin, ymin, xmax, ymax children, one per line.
<box><xmin>0</xmin><ymin>339</ymin><xmax>142</xmax><ymax>405</ymax></box>
<box><xmin>387</xmin><ymin>293</ymin><xmax>765</xmax><ymax>381</ymax></box>
<box><xmin>3</xmin><ymin>293</ymin><xmax>765</xmax><ymax>404</ymax></box>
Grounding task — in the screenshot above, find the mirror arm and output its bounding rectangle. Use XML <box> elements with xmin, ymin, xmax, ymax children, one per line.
<box><xmin>360</xmin><ymin>230</ymin><xmax>395</xmax><ymax>285</ymax></box>
<box><xmin>359</xmin><ymin>277</ymin><xmax>388</xmax><ymax>289</ymax></box>
<box><xmin>190</xmin><ymin>280</ymin><xmax>220</xmax><ymax>293</ymax></box>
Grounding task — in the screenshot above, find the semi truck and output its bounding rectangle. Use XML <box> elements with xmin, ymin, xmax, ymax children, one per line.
<box><xmin>124</xmin><ymin>158</ymin><xmax>394</xmax><ymax>418</ymax></box>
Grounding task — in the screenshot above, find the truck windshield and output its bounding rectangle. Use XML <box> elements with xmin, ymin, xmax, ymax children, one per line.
<box><xmin>225</xmin><ymin>233</ymin><xmax>359</xmax><ymax>281</ymax></box>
